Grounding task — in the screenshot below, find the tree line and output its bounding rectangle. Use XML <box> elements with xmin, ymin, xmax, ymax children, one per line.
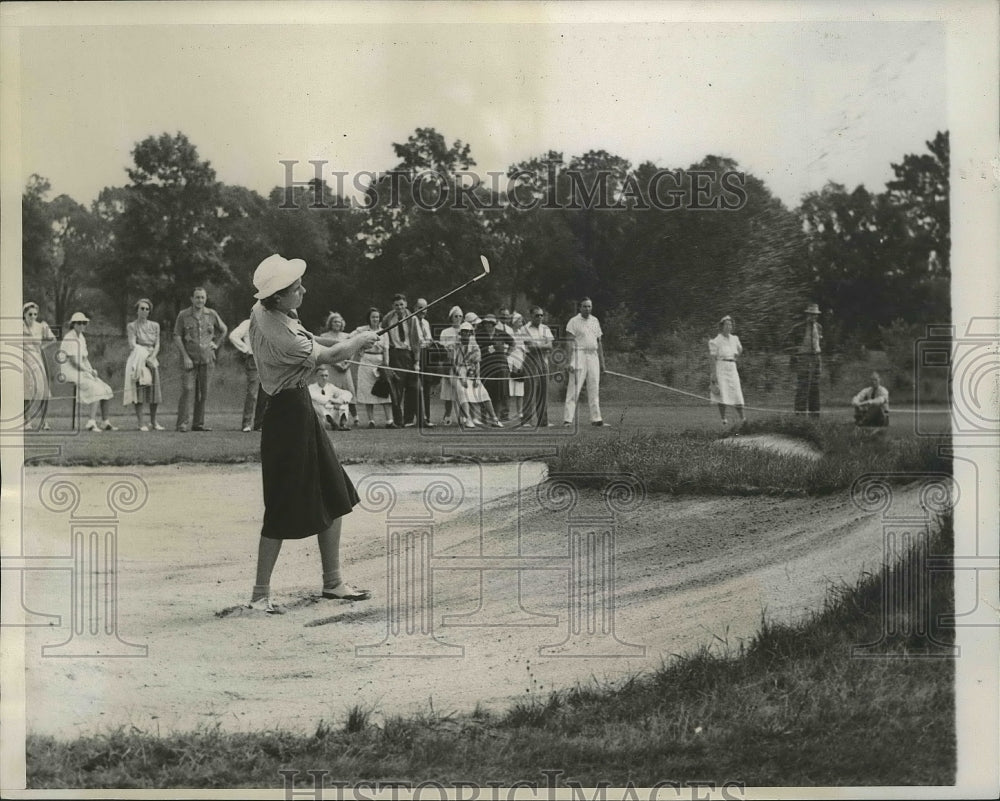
<box><xmin>22</xmin><ymin>128</ymin><xmax>949</xmax><ymax>352</ymax></box>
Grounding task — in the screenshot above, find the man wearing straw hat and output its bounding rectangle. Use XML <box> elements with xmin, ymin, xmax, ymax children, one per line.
<box><xmin>787</xmin><ymin>303</ymin><xmax>824</xmax><ymax>418</ymax></box>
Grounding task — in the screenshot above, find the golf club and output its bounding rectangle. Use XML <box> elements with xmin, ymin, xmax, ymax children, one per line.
<box><xmin>376</xmin><ymin>254</ymin><xmax>491</xmax><ymax>336</ymax></box>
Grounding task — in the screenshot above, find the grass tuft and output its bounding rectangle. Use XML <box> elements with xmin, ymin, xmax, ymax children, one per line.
<box><xmin>548</xmin><ymin>415</ymin><xmax>949</xmax><ymax>495</ymax></box>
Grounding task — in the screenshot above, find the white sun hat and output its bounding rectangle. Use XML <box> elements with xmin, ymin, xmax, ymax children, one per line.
<box><xmin>253</xmin><ymin>254</ymin><xmax>307</xmax><ymax>299</ymax></box>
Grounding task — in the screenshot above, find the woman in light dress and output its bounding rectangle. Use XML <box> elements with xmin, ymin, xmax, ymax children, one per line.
<box><xmin>708</xmin><ymin>315</ymin><xmax>746</xmax><ymax>427</ymax></box>
<box><xmin>123</xmin><ymin>298</ymin><xmax>164</xmax><ymax>431</ymax></box>
<box><xmin>452</xmin><ymin>320</ymin><xmax>503</xmax><ymax>428</ymax></box>
<box><xmin>57</xmin><ymin>312</ymin><xmax>118</xmax><ymax>431</ymax></box>
<box><xmin>352</xmin><ymin>307</ymin><xmax>395</xmax><ymax>428</ymax></box>
<box><xmin>507</xmin><ymin>311</ymin><xmax>528</xmax><ymax>423</ymax></box>
<box><xmin>22</xmin><ymin>302</ymin><xmax>56</xmax><ymax>430</ymax></box>
<box><xmin>438</xmin><ymin>305</ymin><xmax>465</xmax><ymax>425</ymax></box>
<box><xmin>321</xmin><ymin>312</ymin><xmax>359</xmax><ymax>427</ymax></box>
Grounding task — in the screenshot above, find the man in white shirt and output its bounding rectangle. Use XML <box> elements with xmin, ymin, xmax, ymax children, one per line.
<box><xmin>229</xmin><ymin>316</ymin><xmax>268</xmax><ymax>432</ymax></box>
<box><xmin>309</xmin><ymin>366</ymin><xmax>353</xmax><ymax>430</ymax></box>
<box><xmin>522</xmin><ymin>306</ymin><xmax>555</xmax><ymax>427</ymax></box>
<box><xmin>562</xmin><ymin>297</ymin><xmax>606</xmax><ymax>426</ymax></box>
<box><xmin>852</xmin><ymin>372</ymin><xmax>890</xmax><ymax>427</ymax></box>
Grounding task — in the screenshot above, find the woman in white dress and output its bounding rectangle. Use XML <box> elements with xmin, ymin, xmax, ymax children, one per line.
<box><xmin>123</xmin><ymin>298</ymin><xmax>164</xmax><ymax>431</ymax></box>
<box><xmin>321</xmin><ymin>312</ymin><xmax>358</xmax><ymax>427</ymax></box>
<box><xmin>708</xmin><ymin>315</ymin><xmax>745</xmax><ymax>427</ymax></box>
<box><xmin>507</xmin><ymin>311</ymin><xmax>528</xmax><ymax>422</ymax></box>
<box><xmin>438</xmin><ymin>305</ymin><xmax>464</xmax><ymax>425</ymax></box>
<box><xmin>352</xmin><ymin>307</ymin><xmax>395</xmax><ymax>428</ymax></box>
<box><xmin>22</xmin><ymin>302</ymin><xmax>56</xmax><ymax>430</ymax></box>
<box><xmin>57</xmin><ymin>312</ymin><xmax>118</xmax><ymax>431</ymax></box>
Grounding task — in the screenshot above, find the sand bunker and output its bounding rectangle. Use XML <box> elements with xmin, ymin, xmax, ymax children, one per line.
<box><xmin>16</xmin><ymin>461</ymin><xmax>940</xmax><ymax>738</ymax></box>
<box><xmin>718</xmin><ymin>433</ymin><xmax>823</xmax><ymax>461</ymax></box>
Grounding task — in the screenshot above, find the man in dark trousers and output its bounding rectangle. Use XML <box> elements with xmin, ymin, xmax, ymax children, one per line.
<box><xmin>173</xmin><ymin>286</ymin><xmax>227</xmax><ymax>431</ymax></box>
<box><xmin>522</xmin><ymin>306</ymin><xmax>555</xmax><ymax>427</ymax></box>
<box><xmin>786</xmin><ymin>303</ymin><xmax>824</xmax><ymax>417</ymax></box>
<box><xmin>476</xmin><ymin>314</ymin><xmax>514</xmax><ymax>422</ymax></box>
<box><xmin>383</xmin><ymin>293</ymin><xmax>418</xmax><ymax>427</ymax></box>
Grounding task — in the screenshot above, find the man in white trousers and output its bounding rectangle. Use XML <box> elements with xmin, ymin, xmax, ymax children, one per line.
<box><xmin>562</xmin><ymin>297</ymin><xmax>606</xmax><ymax>427</ymax></box>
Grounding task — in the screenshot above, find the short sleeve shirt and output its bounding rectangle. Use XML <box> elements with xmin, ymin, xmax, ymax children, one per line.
<box><xmin>565</xmin><ymin>314</ymin><xmax>603</xmax><ymax>352</ymax></box>
<box><xmin>174</xmin><ymin>306</ymin><xmax>226</xmax><ymax>363</ymax></box>
<box><xmin>249</xmin><ymin>302</ymin><xmax>319</xmax><ymax>395</ymax></box>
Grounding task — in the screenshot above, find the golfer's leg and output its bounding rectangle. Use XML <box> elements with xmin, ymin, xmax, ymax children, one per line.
<box><xmin>317</xmin><ymin>517</ymin><xmax>343</xmax><ymax>590</ymax></box>
<box><xmin>252</xmin><ymin>535</ymin><xmax>283</xmax><ymax>600</ymax></box>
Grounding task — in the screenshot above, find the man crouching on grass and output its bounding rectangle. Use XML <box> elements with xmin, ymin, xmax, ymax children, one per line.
<box><xmin>852</xmin><ymin>371</ymin><xmax>890</xmax><ymax>427</ymax></box>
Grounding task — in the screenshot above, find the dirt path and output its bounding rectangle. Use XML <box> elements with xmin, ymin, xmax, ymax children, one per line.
<box><xmin>16</xmin><ymin>463</ymin><xmax>933</xmax><ymax>738</ymax></box>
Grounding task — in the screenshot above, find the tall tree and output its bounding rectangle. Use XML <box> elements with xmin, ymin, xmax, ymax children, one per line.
<box><xmin>362</xmin><ymin>128</ymin><xmax>491</xmax><ymax>317</ymax></box>
<box><xmin>116</xmin><ymin>132</ymin><xmax>228</xmax><ymax>319</ymax></box>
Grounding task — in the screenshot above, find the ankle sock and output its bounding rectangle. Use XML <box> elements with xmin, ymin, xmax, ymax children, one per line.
<box><xmin>322</xmin><ymin>570</ymin><xmax>342</xmax><ymax>591</ymax></box>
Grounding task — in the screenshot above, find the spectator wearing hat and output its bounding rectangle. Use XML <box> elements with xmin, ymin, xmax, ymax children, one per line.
<box><xmin>708</xmin><ymin>314</ymin><xmax>745</xmax><ymax>427</ymax></box>
<box><xmin>852</xmin><ymin>372</ymin><xmax>890</xmax><ymax>427</ymax></box>
<box><xmin>562</xmin><ymin>297</ymin><xmax>606</xmax><ymax>427</ymax></box>
<box><xmin>786</xmin><ymin>303</ymin><xmax>824</xmax><ymax>417</ymax></box>
<box><xmin>21</xmin><ymin>301</ymin><xmax>56</xmax><ymax>430</ymax></box>
<box><xmin>245</xmin><ymin>254</ymin><xmax>381</xmax><ymax>613</ymax></box>
<box><xmin>173</xmin><ymin>287</ymin><xmax>227</xmax><ymax>432</ymax></box>
<box><xmin>57</xmin><ymin>312</ymin><xmax>118</xmax><ymax>431</ymax></box>
<box><xmin>476</xmin><ymin>313</ymin><xmax>514</xmax><ymax>421</ymax></box>
<box><xmin>522</xmin><ymin>306</ymin><xmax>555</xmax><ymax>427</ymax></box>
<box><xmin>124</xmin><ymin>298</ymin><xmax>164</xmax><ymax>431</ymax></box>
<box><xmin>438</xmin><ymin>306</ymin><xmax>465</xmax><ymax>425</ymax></box>
<box><xmin>451</xmin><ymin>321</ymin><xmax>502</xmax><ymax>428</ymax></box>
<box><xmin>507</xmin><ymin>312</ymin><xmax>529</xmax><ymax>422</ymax></box>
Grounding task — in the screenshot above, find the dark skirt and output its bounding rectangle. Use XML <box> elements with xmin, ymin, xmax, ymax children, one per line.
<box><xmin>260</xmin><ymin>385</ymin><xmax>360</xmax><ymax>540</ymax></box>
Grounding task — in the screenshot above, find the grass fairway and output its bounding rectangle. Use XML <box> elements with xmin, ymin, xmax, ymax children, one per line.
<box><xmin>24</xmin><ymin>399</ymin><xmax>949</xmax><ymax>468</ymax></box>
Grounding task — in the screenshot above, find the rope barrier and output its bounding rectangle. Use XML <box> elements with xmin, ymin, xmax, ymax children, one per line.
<box><xmin>604</xmin><ymin>370</ymin><xmax>950</xmax><ymax>415</ymax></box>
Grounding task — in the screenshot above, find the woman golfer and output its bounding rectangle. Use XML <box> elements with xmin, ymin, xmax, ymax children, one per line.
<box><xmin>247</xmin><ymin>254</ymin><xmax>381</xmax><ymax>613</ymax></box>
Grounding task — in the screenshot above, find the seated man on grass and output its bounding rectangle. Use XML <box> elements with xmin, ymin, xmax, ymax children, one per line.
<box><xmin>309</xmin><ymin>366</ymin><xmax>353</xmax><ymax>431</ymax></box>
<box><xmin>852</xmin><ymin>371</ymin><xmax>890</xmax><ymax>427</ymax></box>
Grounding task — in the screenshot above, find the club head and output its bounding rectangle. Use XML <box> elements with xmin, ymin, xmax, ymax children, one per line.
<box><xmin>479</xmin><ymin>254</ymin><xmax>491</xmax><ymax>276</ymax></box>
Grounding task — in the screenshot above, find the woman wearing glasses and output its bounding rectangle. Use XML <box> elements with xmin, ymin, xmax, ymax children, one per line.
<box><xmin>22</xmin><ymin>301</ymin><xmax>56</xmax><ymax>430</ymax></box>
<box><xmin>57</xmin><ymin>312</ymin><xmax>117</xmax><ymax>431</ymax></box>
<box><xmin>124</xmin><ymin>298</ymin><xmax>164</xmax><ymax>431</ymax></box>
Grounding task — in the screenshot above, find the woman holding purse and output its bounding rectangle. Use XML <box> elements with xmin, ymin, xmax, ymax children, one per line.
<box><xmin>123</xmin><ymin>298</ymin><xmax>164</xmax><ymax>431</ymax></box>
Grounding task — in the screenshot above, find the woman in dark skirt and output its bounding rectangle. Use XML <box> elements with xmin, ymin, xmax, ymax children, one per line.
<box><xmin>246</xmin><ymin>254</ymin><xmax>381</xmax><ymax>613</ymax></box>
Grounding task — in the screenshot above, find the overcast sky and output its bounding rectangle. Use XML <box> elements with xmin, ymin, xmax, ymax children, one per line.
<box><xmin>15</xmin><ymin>13</ymin><xmax>946</xmax><ymax>209</ymax></box>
